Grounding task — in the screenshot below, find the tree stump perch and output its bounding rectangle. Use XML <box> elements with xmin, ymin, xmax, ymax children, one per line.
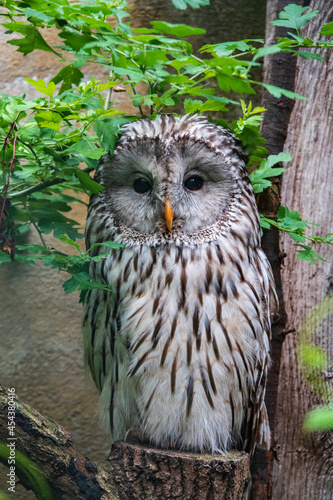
<box><xmin>105</xmin><ymin>442</ymin><xmax>250</xmax><ymax>500</ymax></box>
<box><xmin>0</xmin><ymin>384</ymin><xmax>251</xmax><ymax>499</ymax></box>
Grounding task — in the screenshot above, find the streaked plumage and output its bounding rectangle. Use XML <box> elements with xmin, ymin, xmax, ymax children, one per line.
<box><xmin>83</xmin><ymin>114</ymin><xmax>278</xmax><ymax>454</ymax></box>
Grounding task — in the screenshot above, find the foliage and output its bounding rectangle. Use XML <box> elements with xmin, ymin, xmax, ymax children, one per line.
<box><xmin>261</xmin><ymin>206</ymin><xmax>332</xmax><ymax>265</ymax></box>
<box><xmin>171</xmin><ymin>0</ymin><xmax>210</xmax><ymax>10</ymax></box>
<box><xmin>0</xmin><ymin>442</ymin><xmax>55</xmax><ymax>500</ymax></box>
<box><xmin>0</xmin><ymin>0</ymin><xmax>332</xmax><ymax>294</ymax></box>
<box><xmin>304</xmin><ymin>405</ymin><xmax>333</xmax><ymax>432</ymax></box>
<box><xmin>297</xmin><ymin>295</ymin><xmax>333</xmax><ymax>433</ymax></box>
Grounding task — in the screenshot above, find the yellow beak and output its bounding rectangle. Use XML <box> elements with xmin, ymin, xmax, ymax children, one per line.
<box><xmin>164</xmin><ymin>199</ymin><xmax>173</xmax><ymax>232</ymax></box>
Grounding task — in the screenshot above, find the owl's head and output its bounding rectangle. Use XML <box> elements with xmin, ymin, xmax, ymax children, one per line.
<box><xmin>95</xmin><ymin>115</ymin><xmax>251</xmax><ymax>240</ymax></box>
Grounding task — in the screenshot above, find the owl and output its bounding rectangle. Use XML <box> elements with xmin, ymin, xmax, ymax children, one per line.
<box><xmin>83</xmin><ymin>114</ymin><xmax>278</xmax><ymax>455</ymax></box>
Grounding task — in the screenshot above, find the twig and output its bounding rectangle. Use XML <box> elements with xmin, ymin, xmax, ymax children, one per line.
<box><xmin>8</xmin><ymin>166</ymin><xmax>94</xmax><ymax>199</ymax></box>
<box><xmin>8</xmin><ymin>178</ymin><xmax>67</xmax><ymax>199</ymax></box>
<box><xmin>104</xmin><ymin>70</ymin><xmax>114</xmax><ymax>110</ymax></box>
<box><xmin>129</xmin><ymin>80</ymin><xmax>144</xmax><ymax>117</ymax></box>
<box><xmin>24</xmin><ymin>203</ymin><xmax>47</xmax><ymax>249</ymax></box>
<box><xmin>0</xmin><ymin>112</ymin><xmax>21</xmax><ymax>227</ymax></box>
<box><xmin>16</xmin><ymin>137</ymin><xmax>42</xmax><ymax>168</ymax></box>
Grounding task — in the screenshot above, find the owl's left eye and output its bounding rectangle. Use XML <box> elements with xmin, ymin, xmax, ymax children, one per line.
<box><xmin>133</xmin><ymin>178</ymin><xmax>152</xmax><ymax>194</ymax></box>
<box><xmin>184</xmin><ymin>176</ymin><xmax>204</xmax><ymax>191</ymax></box>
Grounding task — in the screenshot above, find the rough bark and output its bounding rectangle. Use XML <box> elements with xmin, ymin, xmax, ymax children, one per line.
<box><xmin>272</xmin><ymin>1</ymin><xmax>333</xmax><ymax>498</ymax></box>
<box><xmin>107</xmin><ymin>443</ymin><xmax>250</xmax><ymax>500</ymax></box>
<box><xmin>251</xmin><ymin>1</ymin><xmax>301</xmax><ymax>498</ymax></box>
<box><xmin>0</xmin><ymin>384</ymin><xmax>251</xmax><ymax>499</ymax></box>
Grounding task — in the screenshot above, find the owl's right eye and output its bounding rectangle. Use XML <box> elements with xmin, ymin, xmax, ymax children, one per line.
<box><xmin>133</xmin><ymin>178</ymin><xmax>152</xmax><ymax>194</ymax></box>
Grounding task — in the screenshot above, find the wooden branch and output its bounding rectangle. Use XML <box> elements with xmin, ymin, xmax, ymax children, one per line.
<box><xmin>0</xmin><ymin>384</ymin><xmax>251</xmax><ymax>499</ymax></box>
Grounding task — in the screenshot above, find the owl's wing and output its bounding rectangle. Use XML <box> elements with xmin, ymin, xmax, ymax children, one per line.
<box><xmin>83</xmin><ymin>287</ymin><xmax>122</xmax><ymax>437</ymax></box>
<box><xmin>242</xmin><ymin>357</ymin><xmax>270</xmax><ymax>455</ymax></box>
<box><xmin>242</xmin><ymin>255</ymin><xmax>278</xmax><ymax>455</ymax></box>
<box><xmin>83</xmin><ymin>288</ymin><xmax>118</xmax><ymax>393</ymax></box>
<box><xmin>83</xmin><ymin>286</ymin><xmax>138</xmax><ymax>439</ymax></box>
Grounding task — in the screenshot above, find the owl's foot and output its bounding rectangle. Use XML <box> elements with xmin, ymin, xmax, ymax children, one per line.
<box><xmin>167</xmin><ymin>441</ymin><xmax>178</xmax><ymax>450</ymax></box>
<box><xmin>124</xmin><ymin>428</ymin><xmax>141</xmax><ymax>443</ymax></box>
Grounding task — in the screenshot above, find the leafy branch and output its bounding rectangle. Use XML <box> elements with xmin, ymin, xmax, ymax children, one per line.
<box><xmin>0</xmin><ymin>236</ymin><xmax>123</xmax><ymax>300</ymax></box>
<box><xmin>0</xmin><ymin>0</ymin><xmax>332</xmax><ymax>286</ymax></box>
<box><xmin>261</xmin><ymin>206</ymin><xmax>333</xmax><ymax>264</ymax></box>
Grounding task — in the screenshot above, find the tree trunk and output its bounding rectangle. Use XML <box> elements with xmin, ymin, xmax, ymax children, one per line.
<box><xmin>251</xmin><ymin>0</ymin><xmax>300</xmax><ymax>497</ymax></box>
<box><xmin>271</xmin><ymin>1</ymin><xmax>333</xmax><ymax>498</ymax></box>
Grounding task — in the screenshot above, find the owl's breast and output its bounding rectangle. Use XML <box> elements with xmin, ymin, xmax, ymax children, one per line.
<box><xmin>92</xmin><ymin>238</ymin><xmax>271</xmax><ymax>449</ymax></box>
<box><xmin>103</xmin><ymin>240</ymin><xmax>270</xmax><ymax>354</ymax></box>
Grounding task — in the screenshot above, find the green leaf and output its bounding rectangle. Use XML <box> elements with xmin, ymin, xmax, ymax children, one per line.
<box><xmin>271</xmin><ymin>5</ymin><xmax>319</xmax><ymax>31</ymax></box>
<box><xmin>297</xmin><ymin>52</ymin><xmax>324</xmax><ymax>61</ymax></box>
<box><xmin>16</xmin><ymin>244</ymin><xmax>51</xmax><ymax>254</ymax></box>
<box><xmin>289</xmin><ymin>232</ymin><xmax>306</xmax><ymax>243</ymax></box>
<box><xmin>184</xmin><ymin>99</ymin><xmax>204</xmax><ymax>113</ymax></box>
<box><xmin>217</xmin><ymin>73</ymin><xmax>255</xmax><ymax>95</ymax></box>
<box><xmin>250</xmin><ymin>178</ymin><xmax>272</xmax><ymax>193</ymax></box>
<box><xmin>260</xmin><ymin>217</ymin><xmax>271</xmax><ymax>230</ymax></box>
<box><xmin>17</xmin><ymin>223</ymin><xmax>31</xmax><ymax>234</ymax></box>
<box><xmin>172</xmin><ymin>0</ymin><xmax>210</xmax><ymax>8</ymax></box>
<box><xmin>253</xmin><ymin>44</ymin><xmax>282</xmax><ymax>61</ymax></box>
<box><xmin>14</xmin><ymin>253</ymin><xmax>41</xmax><ymax>264</ymax></box>
<box><xmin>171</xmin><ymin>0</ymin><xmax>188</xmax><ymax>8</ymax></box>
<box><xmin>58</xmin><ymin>234</ymin><xmax>81</xmax><ymax>251</ymax></box>
<box><xmin>35</xmin><ymin>110</ymin><xmax>63</xmax><ymax>131</ymax></box>
<box><xmin>59</xmin><ymin>32</ymin><xmax>97</xmax><ymax>53</ymax></box>
<box><xmin>296</xmin><ymin>245</ymin><xmax>326</xmax><ymax>264</ymax></box>
<box><xmin>249</xmin><ymin>153</ymin><xmax>289</xmax><ymax>193</ymax></box>
<box><xmin>63</xmin><ymin>272</ymin><xmax>109</xmax><ymax>293</ymax></box>
<box><xmin>65</xmin><ymin>138</ymin><xmax>105</xmax><ymax>159</ymax></box>
<box><xmin>90</xmin><ymin>241</ymin><xmax>123</xmax><ymax>250</ymax></box>
<box><xmin>304</xmin><ymin>406</ymin><xmax>333</xmax><ymax>432</ymax></box>
<box><xmin>150</xmin><ymin>21</ymin><xmax>206</xmax><ymax>38</ymax></box>
<box><xmin>0</xmin><ymin>444</ymin><xmax>55</xmax><ymax>500</ymax></box>
<box><xmin>200</xmin><ymin>41</ymin><xmax>250</xmax><ymax>57</ymax></box>
<box><xmin>299</xmin><ymin>344</ymin><xmax>328</xmax><ymax>371</ymax></box>
<box><xmin>311</xmin><ymin>234</ymin><xmax>333</xmax><ymax>244</ymax></box>
<box><xmin>186</xmin><ymin>0</ymin><xmax>210</xmax><ymax>6</ymax></box>
<box><xmin>105</xmin><ymin>65</ymin><xmax>147</xmax><ymax>84</ymax></box>
<box><xmin>132</xmin><ymin>94</ymin><xmax>154</xmax><ymax>108</ymax></box>
<box><xmin>265</xmin><ymin>152</ymin><xmax>291</xmax><ymax>169</ymax></box>
<box><xmin>39</xmin><ymin>218</ymin><xmax>82</xmax><ymax>241</ymax></box>
<box><xmin>0</xmin><ymin>252</ymin><xmax>12</xmax><ymax>264</ymax></box>
<box><xmin>277</xmin><ymin>205</ymin><xmax>311</xmax><ymax>231</ymax></box>
<box><xmin>24</xmin><ymin>78</ymin><xmax>56</xmax><ymax>97</ymax></box>
<box><xmin>250</xmin><ymin>170</ymin><xmax>284</xmax><ymax>193</ymax></box>
<box><xmin>75</xmin><ymin>170</ymin><xmax>104</xmax><ymax>194</ymax></box>
<box><xmin>94</xmin><ymin>119</ymin><xmax>119</xmax><ymax>152</ymax></box>
<box><xmin>3</xmin><ymin>22</ymin><xmax>60</xmax><ymax>56</ymax></box>
<box><xmin>260</xmin><ymin>83</ymin><xmax>307</xmax><ymax>100</ymax></box>
<box><xmin>184</xmin><ymin>98</ymin><xmax>227</xmax><ymax>113</ymax></box>
<box><xmin>319</xmin><ymin>22</ymin><xmax>333</xmax><ymax>36</ymax></box>
<box><xmin>51</xmin><ymin>64</ymin><xmax>84</xmax><ymax>93</ymax></box>
<box><xmin>23</xmin><ymin>7</ymin><xmax>54</xmax><ymax>24</ymax></box>
<box><xmin>88</xmin><ymin>252</ymin><xmax>112</xmax><ymax>261</ymax></box>
<box><xmin>134</xmin><ymin>50</ymin><xmax>169</xmax><ymax>68</ymax></box>
<box><xmin>287</xmin><ymin>32</ymin><xmax>305</xmax><ymax>43</ymax></box>
<box><xmin>39</xmin><ymin>121</ymin><xmax>61</xmax><ymax>131</ymax></box>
